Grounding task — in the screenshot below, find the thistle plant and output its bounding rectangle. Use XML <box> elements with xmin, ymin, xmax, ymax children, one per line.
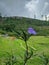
<box><xmin>13</xmin><ymin>27</ymin><xmax>37</xmax><ymax>65</ymax></box>
<box><xmin>23</xmin><ymin>28</ymin><xmax>37</xmax><ymax>65</ymax></box>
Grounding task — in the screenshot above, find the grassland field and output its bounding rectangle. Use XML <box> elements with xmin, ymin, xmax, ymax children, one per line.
<box><xmin>0</xmin><ymin>35</ymin><xmax>49</xmax><ymax>65</ymax></box>
<box><xmin>0</xmin><ymin>16</ymin><xmax>49</xmax><ymax>65</ymax></box>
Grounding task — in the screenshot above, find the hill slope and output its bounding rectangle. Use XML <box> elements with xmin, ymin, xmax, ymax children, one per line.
<box><xmin>0</xmin><ymin>16</ymin><xmax>49</xmax><ymax>36</ymax></box>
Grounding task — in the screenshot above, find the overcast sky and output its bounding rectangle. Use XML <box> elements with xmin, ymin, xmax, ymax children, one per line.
<box><xmin>0</xmin><ymin>0</ymin><xmax>49</xmax><ymax>19</ymax></box>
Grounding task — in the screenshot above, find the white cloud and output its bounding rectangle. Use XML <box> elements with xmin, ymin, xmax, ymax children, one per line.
<box><xmin>47</xmin><ymin>14</ymin><xmax>49</xmax><ymax>17</ymax></box>
<box><xmin>47</xmin><ymin>14</ymin><xmax>49</xmax><ymax>21</ymax></box>
<box><xmin>41</xmin><ymin>2</ymin><xmax>49</xmax><ymax>14</ymax></box>
<box><xmin>42</xmin><ymin>14</ymin><xmax>49</xmax><ymax>21</ymax></box>
<box><xmin>25</xmin><ymin>0</ymin><xmax>39</xmax><ymax>18</ymax></box>
<box><xmin>25</xmin><ymin>0</ymin><xmax>39</xmax><ymax>11</ymax></box>
<box><xmin>0</xmin><ymin>1</ymin><xmax>12</xmax><ymax>16</ymax></box>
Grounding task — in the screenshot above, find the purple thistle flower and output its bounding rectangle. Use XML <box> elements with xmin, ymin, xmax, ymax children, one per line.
<box><xmin>28</xmin><ymin>27</ymin><xmax>37</xmax><ymax>35</ymax></box>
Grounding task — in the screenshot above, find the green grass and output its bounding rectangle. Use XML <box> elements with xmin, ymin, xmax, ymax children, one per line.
<box><xmin>0</xmin><ymin>36</ymin><xmax>49</xmax><ymax>65</ymax></box>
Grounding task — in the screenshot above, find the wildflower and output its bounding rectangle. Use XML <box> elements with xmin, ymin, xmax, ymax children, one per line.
<box><xmin>28</xmin><ymin>27</ymin><xmax>37</xmax><ymax>35</ymax></box>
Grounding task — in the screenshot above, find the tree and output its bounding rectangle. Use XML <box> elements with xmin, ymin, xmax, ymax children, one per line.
<box><xmin>41</xmin><ymin>15</ymin><xmax>43</xmax><ymax>18</ymax></box>
<box><xmin>0</xmin><ymin>13</ymin><xmax>2</xmax><ymax>21</ymax></box>
<box><xmin>45</xmin><ymin>15</ymin><xmax>47</xmax><ymax>21</ymax></box>
<box><xmin>34</xmin><ymin>14</ymin><xmax>36</xmax><ymax>19</ymax></box>
<box><xmin>0</xmin><ymin>13</ymin><xmax>1</xmax><ymax>16</ymax></box>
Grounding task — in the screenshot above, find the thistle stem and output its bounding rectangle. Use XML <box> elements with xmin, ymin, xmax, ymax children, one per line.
<box><xmin>24</xmin><ymin>41</ymin><xmax>28</xmax><ymax>65</ymax></box>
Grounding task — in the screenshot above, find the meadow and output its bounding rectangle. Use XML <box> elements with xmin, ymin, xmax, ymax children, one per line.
<box><xmin>0</xmin><ymin>16</ymin><xmax>49</xmax><ymax>65</ymax></box>
<box><xmin>0</xmin><ymin>35</ymin><xmax>49</xmax><ymax>65</ymax></box>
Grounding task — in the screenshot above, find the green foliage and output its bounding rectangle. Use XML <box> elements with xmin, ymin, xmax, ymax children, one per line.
<box><xmin>39</xmin><ymin>53</ymin><xmax>49</xmax><ymax>65</ymax></box>
<box><xmin>0</xmin><ymin>17</ymin><xmax>49</xmax><ymax>36</ymax></box>
<box><xmin>13</xmin><ymin>30</ymin><xmax>35</xmax><ymax>65</ymax></box>
<box><xmin>0</xmin><ymin>36</ymin><xmax>49</xmax><ymax>65</ymax></box>
<box><xmin>0</xmin><ymin>52</ymin><xmax>18</xmax><ymax>65</ymax></box>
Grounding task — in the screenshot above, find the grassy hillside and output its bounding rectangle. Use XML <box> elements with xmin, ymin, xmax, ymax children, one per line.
<box><xmin>0</xmin><ymin>16</ymin><xmax>49</xmax><ymax>36</ymax></box>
